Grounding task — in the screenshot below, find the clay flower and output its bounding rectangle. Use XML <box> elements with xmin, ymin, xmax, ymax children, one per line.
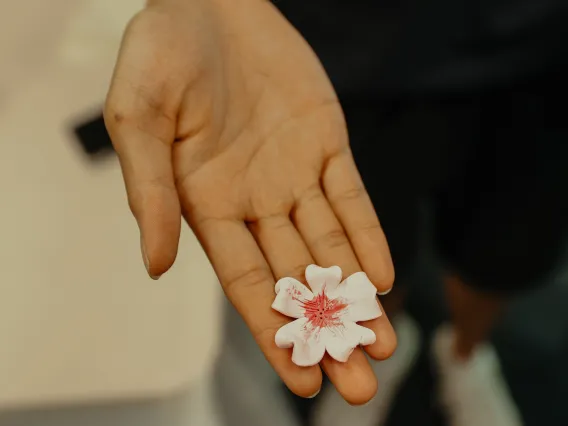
<box><xmin>272</xmin><ymin>265</ymin><xmax>382</xmax><ymax>367</ymax></box>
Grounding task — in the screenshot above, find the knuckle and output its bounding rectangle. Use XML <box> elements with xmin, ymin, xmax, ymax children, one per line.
<box><xmin>358</xmin><ymin>222</ymin><xmax>382</xmax><ymax>234</ymax></box>
<box><xmin>126</xmin><ymin>176</ymin><xmax>178</xmax><ymax>215</ymax></box>
<box><xmin>104</xmin><ymin>94</ymin><xmax>174</xmax><ymax>152</ymax></box>
<box><xmin>293</xmin><ymin>183</ymin><xmax>324</xmax><ymax>217</ymax></box>
<box><xmin>103</xmin><ymin>96</ymin><xmax>142</xmax><ymax>142</ymax></box>
<box><xmin>224</xmin><ymin>266</ymin><xmax>273</xmax><ymax>299</ymax></box>
<box><xmin>315</xmin><ymin>228</ymin><xmax>349</xmax><ymax>251</ymax></box>
<box><xmin>260</xmin><ymin>215</ymin><xmax>292</xmax><ymax>232</ymax></box>
<box><xmin>355</xmin><ymin>222</ymin><xmax>385</xmax><ymax>242</ymax></box>
<box><xmin>302</xmin><ymin>183</ymin><xmax>324</xmax><ymax>203</ymax></box>
<box><xmin>252</xmin><ymin>324</ymin><xmax>281</xmax><ymax>348</ymax></box>
<box><xmin>102</xmin><ymin>101</ymin><xmax>124</xmax><ymax>135</ymax></box>
<box><xmin>336</xmin><ymin>186</ymin><xmax>367</xmax><ymax>202</ymax></box>
<box><xmin>283</xmin><ymin>263</ymin><xmax>311</xmax><ymax>284</ymax></box>
<box><xmin>134</xmin><ymin>85</ymin><xmax>171</xmax><ymax>120</ymax></box>
<box><xmin>105</xmin><ymin>86</ymin><xmax>171</xmax><ymax>128</ymax></box>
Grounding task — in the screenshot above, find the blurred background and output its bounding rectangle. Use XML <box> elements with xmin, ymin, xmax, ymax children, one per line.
<box><xmin>1</xmin><ymin>0</ymin><xmax>567</xmax><ymax>426</ymax></box>
<box><xmin>0</xmin><ymin>0</ymin><xmax>222</xmax><ymax>425</ymax></box>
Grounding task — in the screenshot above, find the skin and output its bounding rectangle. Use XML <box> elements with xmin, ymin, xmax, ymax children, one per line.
<box><xmin>105</xmin><ymin>0</ymin><xmax>397</xmax><ymax>405</ymax></box>
<box><xmin>382</xmin><ymin>277</ymin><xmax>507</xmax><ymax>361</ymax></box>
<box><xmin>444</xmin><ymin>275</ymin><xmax>506</xmax><ymax>360</ymax></box>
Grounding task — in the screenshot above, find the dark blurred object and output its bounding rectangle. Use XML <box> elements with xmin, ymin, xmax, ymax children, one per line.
<box><xmin>276</xmin><ymin>0</ymin><xmax>568</xmax><ymax>96</ymax></box>
<box><xmin>288</xmin><ymin>220</ymin><xmax>568</xmax><ymax>426</ymax></box>
<box><xmin>286</xmin><ymin>62</ymin><xmax>568</xmax><ymax>426</ymax></box>
<box><xmin>73</xmin><ymin>114</ymin><xmax>114</xmax><ymax>158</ymax></box>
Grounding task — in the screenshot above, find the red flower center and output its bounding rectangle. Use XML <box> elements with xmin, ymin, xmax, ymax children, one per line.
<box><xmin>301</xmin><ymin>291</ymin><xmax>347</xmax><ymax>329</ymax></box>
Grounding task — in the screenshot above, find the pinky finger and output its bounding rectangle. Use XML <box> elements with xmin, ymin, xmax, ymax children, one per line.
<box><xmin>323</xmin><ymin>151</ymin><xmax>394</xmax><ymax>294</ymax></box>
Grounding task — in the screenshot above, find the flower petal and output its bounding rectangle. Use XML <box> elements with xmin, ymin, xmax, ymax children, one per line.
<box><xmin>325</xmin><ymin>322</ymin><xmax>377</xmax><ymax>362</ymax></box>
<box><xmin>305</xmin><ymin>264</ymin><xmax>343</xmax><ymax>295</ymax></box>
<box><xmin>332</xmin><ymin>272</ymin><xmax>382</xmax><ymax>322</ymax></box>
<box><xmin>275</xmin><ymin>318</ymin><xmax>327</xmax><ymax>367</ymax></box>
<box><xmin>272</xmin><ymin>278</ymin><xmax>314</xmax><ymax>319</ymax></box>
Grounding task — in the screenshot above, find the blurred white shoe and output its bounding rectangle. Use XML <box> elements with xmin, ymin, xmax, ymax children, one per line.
<box><xmin>432</xmin><ymin>325</ymin><xmax>524</xmax><ymax>426</ymax></box>
<box><xmin>311</xmin><ymin>313</ymin><xmax>421</xmax><ymax>426</ymax></box>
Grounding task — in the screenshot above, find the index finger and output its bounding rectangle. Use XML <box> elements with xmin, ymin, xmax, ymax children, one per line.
<box><xmin>190</xmin><ymin>215</ymin><xmax>323</xmax><ymax>398</ymax></box>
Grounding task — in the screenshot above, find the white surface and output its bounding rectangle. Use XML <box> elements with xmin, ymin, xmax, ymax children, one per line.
<box><xmin>0</xmin><ymin>375</ymin><xmax>221</xmax><ymax>426</ymax></box>
<box><xmin>0</xmin><ymin>0</ymin><xmax>221</xmax><ymax>410</ymax></box>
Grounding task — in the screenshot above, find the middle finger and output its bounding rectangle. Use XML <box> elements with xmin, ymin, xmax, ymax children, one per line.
<box><xmin>292</xmin><ymin>185</ymin><xmax>397</xmax><ymax>400</ymax></box>
<box><xmin>249</xmin><ymin>213</ymin><xmax>376</xmax><ymax>405</ymax></box>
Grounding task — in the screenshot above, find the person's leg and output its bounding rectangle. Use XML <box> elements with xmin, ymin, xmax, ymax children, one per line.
<box><xmin>432</xmin><ymin>66</ymin><xmax>568</xmax><ymax>426</ymax></box>
<box><xmin>444</xmin><ymin>274</ymin><xmax>507</xmax><ymax>359</ymax></box>
<box><xmin>312</xmin><ymin>97</ymin><xmax>452</xmax><ymax>426</ymax></box>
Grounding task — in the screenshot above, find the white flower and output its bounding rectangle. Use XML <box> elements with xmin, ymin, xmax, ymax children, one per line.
<box><xmin>272</xmin><ymin>265</ymin><xmax>382</xmax><ymax>367</ymax></box>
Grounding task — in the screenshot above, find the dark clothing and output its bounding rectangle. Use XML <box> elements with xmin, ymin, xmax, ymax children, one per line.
<box><xmin>276</xmin><ymin>0</ymin><xmax>568</xmax><ymax>292</ymax></box>
<box><xmin>347</xmin><ymin>66</ymin><xmax>568</xmax><ymax>293</ymax></box>
<box><xmin>276</xmin><ymin>0</ymin><xmax>568</xmax><ymax>95</ymax></box>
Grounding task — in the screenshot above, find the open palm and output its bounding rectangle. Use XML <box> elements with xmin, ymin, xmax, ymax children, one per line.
<box><xmin>105</xmin><ymin>0</ymin><xmax>396</xmax><ymax>404</ymax></box>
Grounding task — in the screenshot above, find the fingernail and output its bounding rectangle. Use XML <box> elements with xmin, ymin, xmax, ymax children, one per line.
<box><xmin>306</xmin><ymin>389</ymin><xmax>321</xmax><ymax>399</ymax></box>
<box><xmin>378</xmin><ymin>288</ymin><xmax>392</xmax><ymax>296</ymax></box>
<box><xmin>140</xmin><ymin>234</ymin><xmax>160</xmax><ymax>280</ymax></box>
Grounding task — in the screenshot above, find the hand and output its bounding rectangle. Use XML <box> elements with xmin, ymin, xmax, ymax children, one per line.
<box><xmin>105</xmin><ymin>0</ymin><xmax>396</xmax><ymax>404</ymax></box>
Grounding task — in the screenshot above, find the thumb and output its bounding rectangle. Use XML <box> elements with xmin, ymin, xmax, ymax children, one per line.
<box><xmin>104</xmin><ymin>46</ymin><xmax>181</xmax><ymax>280</ymax></box>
